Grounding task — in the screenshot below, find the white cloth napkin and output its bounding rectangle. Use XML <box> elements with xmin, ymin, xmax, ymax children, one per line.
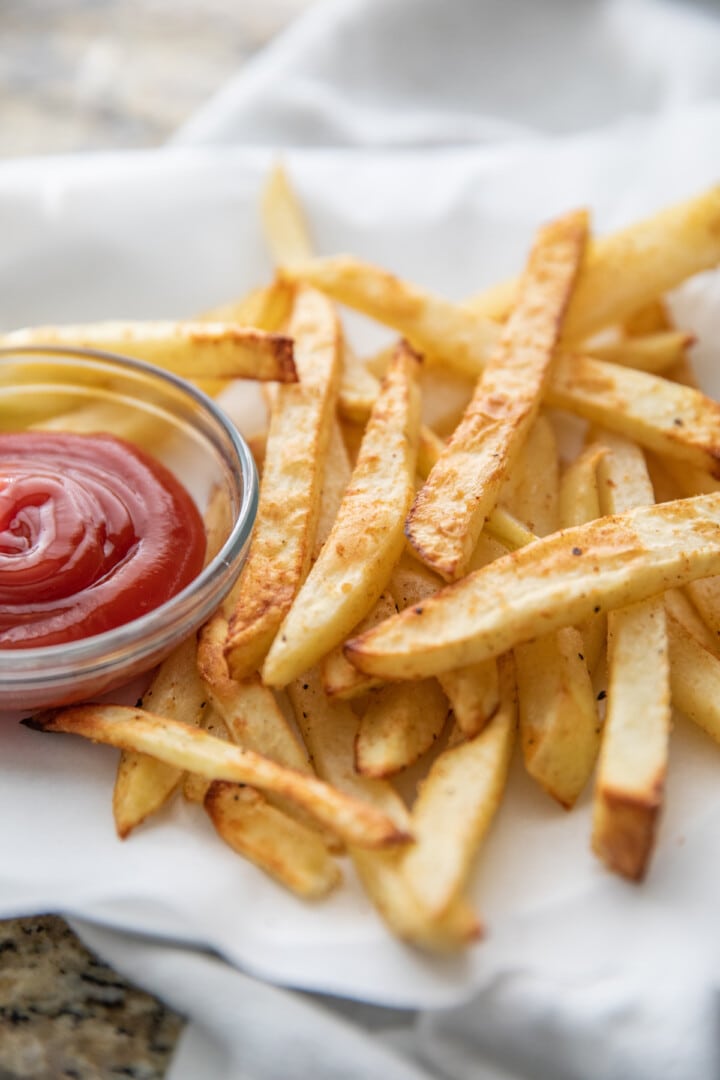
<box><xmin>47</xmin><ymin>0</ymin><xmax>720</xmax><ymax>1074</ymax></box>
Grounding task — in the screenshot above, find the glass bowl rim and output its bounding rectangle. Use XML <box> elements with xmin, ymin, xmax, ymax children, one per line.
<box><xmin>0</xmin><ymin>344</ymin><xmax>258</xmax><ymax>685</ymax></box>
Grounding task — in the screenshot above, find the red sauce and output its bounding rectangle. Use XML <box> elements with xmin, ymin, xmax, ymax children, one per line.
<box><xmin>0</xmin><ymin>432</ymin><xmax>206</xmax><ymax>648</ymax></box>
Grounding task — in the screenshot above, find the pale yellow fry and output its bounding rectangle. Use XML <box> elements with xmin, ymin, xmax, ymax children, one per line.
<box><xmin>592</xmin><ymin>597</ymin><xmax>670</xmax><ymax>881</ymax></box>
<box><xmin>559</xmin><ymin>442</ymin><xmax>608</xmax><ymax>673</ymax></box>
<box><xmin>466</xmin><ymin>185</ymin><xmax>720</xmax><ymax>338</ymax></box>
<box><xmin>665</xmin><ymin>588</ymin><xmax>720</xmax><ymax>655</ymax></box>
<box><xmin>668</xmin><ymin>613</ymin><xmax>720</xmax><ymax>744</ymax></box>
<box><xmin>588</xmin><ymin>331</ymin><xmax>695</xmax><ymax>374</ymax></box>
<box><xmin>592</xmin><ymin>433</ymin><xmax>671</xmax><ymax>881</ymax></box>
<box><xmin>483</xmin><ymin>507</ymin><xmax>537</xmax><ymax>552</ymax></box>
<box><xmin>208</xmin><ymin>674</ymin><xmax>311</xmax><ymax>774</ymax></box>
<box><xmin>321</xmin><ymin>591</ymin><xmax>396</xmax><ymax>699</ymax></box>
<box><xmin>339</xmin><ymin>345</ymin><xmax>382</xmax><ymax>423</ymax></box>
<box><xmin>623</xmin><ymin>298</ymin><xmax>672</xmax><ymax>337</ymax></box>
<box><xmin>355</xmin><ymin>679</ymin><xmax>450</xmax><ymax>778</ymax></box>
<box><xmin>28</xmin><ymin>705</ymin><xmax>409</xmax><ymax>851</ymax></box>
<box><xmin>515</xmin><ymin>626</ymin><xmax>599</xmax><ymax>808</ymax></box>
<box><xmin>2</xmin><ymin>321</ymin><xmax>296</xmax><ymax>382</ymax></box>
<box><xmin>345</xmin><ymin>493</ymin><xmax>720</xmax><ymax>681</ymax></box>
<box><xmin>402</xmin><ymin>656</ymin><xmax>516</xmax><ymax>919</ymax></box>
<box><xmin>499</xmin><ymin>414</ymin><xmax>560</xmax><ymax>537</ymax></box>
<box><xmin>406</xmin><ymin>209</ymin><xmax>588</xmax><ymax>580</ymax></box>
<box><xmin>183</xmin><ymin>709</ymin><xmax>229</xmax><ymax>804</ymax></box>
<box><xmin>262</xmin><ymin>342</ymin><xmax>421</xmax><ymax>687</ymax></box>
<box><xmin>388</xmin><ymin>555</ymin><xmax>498</xmax><ymax>737</ymax></box>
<box><xmin>204</xmin><ymin>781</ymin><xmax>341</xmax><ymax>899</ymax></box>
<box><xmin>113</xmin><ymin>636</ymin><xmax>208</xmax><ymax>838</ymax></box>
<box><xmin>418</xmin><ymin>366</ymin><xmax>475</xmax><ymax>436</ymax></box>
<box><xmin>261</xmin><ymin>163</ymin><xmax>314</xmax><ymax>267</ymax></box>
<box><xmin>417</xmin><ymin>426</ymin><xmax>446</xmax><ymax>480</ymax></box>
<box><xmin>288</xmin><ymin>670</ymin><xmax>480</xmax><ymax>950</ymax></box>
<box><xmin>225</xmin><ymin>288</ymin><xmax>341</xmax><ymax>679</ymax></box>
<box><xmin>281</xmin><ymin>256</ymin><xmax>501</xmax><ymax>378</ymax></box>
<box><xmin>545</xmin><ymin>353</ymin><xmax>720</xmax><ymax>477</ymax></box>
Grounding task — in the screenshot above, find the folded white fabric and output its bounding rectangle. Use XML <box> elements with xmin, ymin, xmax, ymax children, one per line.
<box><xmin>174</xmin><ymin>0</ymin><xmax>720</xmax><ymax>147</ymax></box>
<box><xmin>71</xmin><ymin>1</ymin><xmax>720</xmax><ymax>1077</ymax></box>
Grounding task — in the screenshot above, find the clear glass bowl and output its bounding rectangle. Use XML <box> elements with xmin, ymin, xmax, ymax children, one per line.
<box><xmin>0</xmin><ymin>347</ymin><xmax>258</xmax><ymax>713</ymax></box>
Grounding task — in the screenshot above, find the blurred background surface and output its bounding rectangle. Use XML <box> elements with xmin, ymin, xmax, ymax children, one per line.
<box><xmin>0</xmin><ymin>0</ymin><xmax>315</xmax><ymax>156</ymax></box>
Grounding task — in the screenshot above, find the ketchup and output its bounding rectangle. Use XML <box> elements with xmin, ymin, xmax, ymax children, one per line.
<box><xmin>0</xmin><ymin>432</ymin><xmax>206</xmax><ymax>648</ymax></box>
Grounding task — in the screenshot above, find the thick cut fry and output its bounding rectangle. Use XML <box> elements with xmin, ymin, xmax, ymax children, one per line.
<box><xmin>113</xmin><ymin>637</ymin><xmax>209</xmax><ymax>838</ymax></box>
<box><xmin>588</xmin><ymin>331</ymin><xmax>695</xmax><ymax>374</ymax></box>
<box><xmin>499</xmin><ymin>414</ymin><xmax>560</xmax><ymax>537</ymax></box>
<box><xmin>388</xmin><ymin>555</ymin><xmax>498</xmax><ymax>736</ymax></box>
<box><xmin>204</xmin><ymin>782</ymin><xmax>341</xmax><ymax>899</ymax></box>
<box><xmin>261</xmin><ymin>163</ymin><xmax>313</xmax><ymax>267</ymax></box>
<box><xmin>402</xmin><ymin>656</ymin><xmax>516</xmax><ymax>918</ymax></box>
<box><xmin>225</xmin><ymin>289</ymin><xmax>341</xmax><ymax>679</ymax></box>
<box><xmin>201</xmin><ymin>281</ymin><xmax>293</xmax><ymax>331</ymax></box>
<box><xmin>321</xmin><ymin>592</ymin><xmax>396</xmax><ymax>699</ymax></box>
<box><xmin>2</xmin><ymin>321</ymin><xmax>296</xmax><ymax>382</ymax></box>
<box><xmin>668</xmin><ymin>614</ymin><xmax>720</xmax><ymax>744</ymax></box>
<box><xmin>406</xmin><ymin>210</ymin><xmax>587</xmax><ymax>580</ymax></box>
<box><xmin>26</xmin><ymin>706</ymin><xmax>408</xmax><ymax>851</ymax></box>
<box><xmin>515</xmin><ymin>626</ymin><xmax>599</xmax><ymax>808</ymax></box>
<box><xmin>546</xmin><ymin>354</ymin><xmax>720</xmax><ymax>477</ymax></box>
<box><xmin>183</xmin><ymin>708</ymin><xmax>229</xmax><ymax>804</ymax></box>
<box><xmin>355</xmin><ymin>679</ymin><xmax>450</xmax><ymax>778</ymax></box>
<box><xmin>466</xmin><ymin>185</ymin><xmax>720</xmax><ymax>338</ymax></box>
<box><xmin>345</xmin><ymin>493</ymin><xmax>720</xmax><ymax>681</ymax></box>
<box><xmin>262</xmin><ymin>342</ymin><xmax>421</xmax><ymax>687</ymax></box>
<box><xmin>592</xmin><ymin>598</ymin><xmax>670</xmax><ymax>881</ymax></box>
<box><xmin>592</xmin><ymin>433</ymin><xmax>671</xmax><ymax>881</ymax></box>
<box><xmin>281</xmin><ymin>256</ymin><xmax>502</xmax><ymax>378</ymax></box>
<box><xmin>288</xmin><ymin>670</ymin><xmax>480</xmax><ymax>949</ymax></box>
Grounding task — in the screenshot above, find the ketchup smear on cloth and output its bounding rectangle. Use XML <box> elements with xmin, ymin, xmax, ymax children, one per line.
<box><xmin>0</xmin><ymin>432</ymin><xmax>206</xmax><ymax>648</ymax></box>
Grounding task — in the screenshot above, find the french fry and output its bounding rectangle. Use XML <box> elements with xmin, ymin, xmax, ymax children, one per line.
<box><xmin>24</xmin><ymin>705</ymin><xmax>409</xmax><ymax>851</ymax></box>
<box><xmin>592</xmin><ymin>433</ymin><xmax>671</xmax><ymax>881</ymax></box>
<box><xmin>345</xmin><ymin>493</ymin><xmax>720</xmax><ymax>681</ymax></box>
<box><xmin>515</xmin><ymin>626</ymin><xmax>599</xmax><ymax>808</ymax></box>
<box><xmin>1</xmin><ymin>321</ymin><xmax>297</xmax><ymax>382</ymax></box>
<box><xmin>588</xmin><ymin>331</ymin><xmax>695</xmax><ymax>374</ymax></box>
<box><xmin>402</xmin><ymin>656</ymin><xmax>516</xmax><ymax>918</ymax></box>
<box><xmin>288</xmin><ymin>669</ymin><xmax>480</xmax><ymax>949</ymax></box>
<box><xmin>261</xmin><ymin>163</ymin><xmax>314</xmax><ymax>267</ymax></box>
<box><xmin>355</xmin><ymin>679</ymin><xmax>450</xmax><ymax>778</ymax></box>
<box><xmin>262</xmin><ymin>342</ymin><xmax>421</xmax><ymax>687</ymax></box>
<box><xmin>667</xmin><ymin>613</ymin><xmax>720</xmax><ymax>745</ymax></box>
<box><xmin>466</xmin><ymin>185</ymin><xmax>720</xmax><ymax>337</ymax></box>
<box><xmin>405</xmin><ymin>209</ymin><xmax>588</xmax><ymax>580</ymax></box>
<box><xmin>204</xmin><ymin>782</ymin><xmax>341</xmax><ymax>899</ymax></box>
<box><xmin>183</xmin><ymin>708</ymin><xmax>229</xmax><ymax>804</ymax></box>
<box><xmin>321</xmin><ymin>592</ymin><xmax>396</xmax><ymax>699</ymax></box>
<box><xmin>224</xmin><ymin>288</ymin><xmax>342</xmax><ymax>679</ymax></box>
<box><xmin>545</xmin><ymin>353</ymin><xmax>720</xmax><ymax>477</ymax></box>
<box><xmin>112</xmin><ymin>637</ymin><xmax>209</xmax><ymax>838</ymax></box>
<box><xmin>499</xmin><ymin>414</ymin><xmax>560</xmax><ymax>537</ymax></box>
<box><xmin>201</xmin><ymin>281</ymin><xmax>293</xmax><ymax>331</ymax></box>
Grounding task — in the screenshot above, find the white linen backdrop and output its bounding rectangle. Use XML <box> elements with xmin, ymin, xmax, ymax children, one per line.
<box><xmin>5</xmin><ymin>0</ymin><xmax>720</xmax><ymax>1075</ymax></box>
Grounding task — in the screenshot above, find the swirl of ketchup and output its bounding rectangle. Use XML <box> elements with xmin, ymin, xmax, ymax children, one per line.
<box><xmin>0</xmin><ymin>432</ymin><xmax>206</xmax><ymax>648</ymax></box>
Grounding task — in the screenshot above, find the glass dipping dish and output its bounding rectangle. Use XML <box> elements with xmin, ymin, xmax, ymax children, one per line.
<box><xmin>0</xmin><ymin>347</ymin><xmax>258</xmax><ymax>713</ymax></box>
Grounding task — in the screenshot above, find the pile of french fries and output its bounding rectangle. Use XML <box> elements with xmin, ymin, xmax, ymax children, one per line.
<box><xmin>17</xmin><ymin>170</ymin><xmax>720</xmax><ymax>951</ymax></box>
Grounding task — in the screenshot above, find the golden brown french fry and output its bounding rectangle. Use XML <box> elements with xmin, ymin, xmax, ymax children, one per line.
<box><xmin>406</xmin><ymin>209</ymin><xmax>587</xmax><ymax>580</ymax></box>
<box><xmin>204</xmin><ymin>782</ymin><xmax>341</xmax><ymax>899</ymax></box>
<box><xmin>112</xmin><ymin>637</ymin><xmax>208</xmax><ymax>839</ymax></box>
<box><xmin>25</xmin><ymin>705</ymin><xmax>409</xmax><ymax>851</ymax></box>
<box><xmin>345</xmin><ymin>492</ymin><xmax>720</xmax><ymax>681</ymax></box>
<box><xmin>355</xmin><ymin>679</ymin><xmax>450</xmax><ymax>778</ymax></box>
<box><xmin>592</xmin><ymin>433</ymin><xmax>671</xmax><ymax>881</ymax></box>
<box><xmin>262</xmin><ymin>342</ymin><xmax>421</xmax><ymax>687</ymax></box>
<box><xmin>546</xmin><ymin>354</ymin><xmax>720</xmax><ymax>476</ymax></box>
<box><xmin>288</xmin><ymin>669</ymin><xmax>480</xmax><ymax>949</ymax></box>
<box><xmin>588</xmin><ymin>331</ymin><xmax>695</xmax><ymax>374</ymax></box>
<box><xmin>224</xmin><ymin>288</ymin><xmax>341</xmax><ymax>679</ymax></box>
<box><xmin>623</xmin><ymin>298</ymin><xmax>671</xmax><ymax>337</ymax></box>
<box><xmin>402</xmin><ymin>656</ymin><xmax>516</xmax><ymax>918</ymax></box>
<box><xmin>515</xmin><ymin>626</ymin><xmax>599</xmax><ymax>808</ymax></box>
<box><xmin>2</xmin><ymin>321</ymin><xmax>296</xmax><ymax>382</ymax></box>
<box><xmin>281</xmin><ymin>256</ymin><xmax>501</xmax><ymax>378</ymax></box>
<box><xmin>183</xmin><ymin>708</ymin><xmax>229</xmax><ymax>804</ymax></box>
<box><xmin>467</xmin><ymin>185</ymin><xmax>720</xmax><ymax>338</ymax></box>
